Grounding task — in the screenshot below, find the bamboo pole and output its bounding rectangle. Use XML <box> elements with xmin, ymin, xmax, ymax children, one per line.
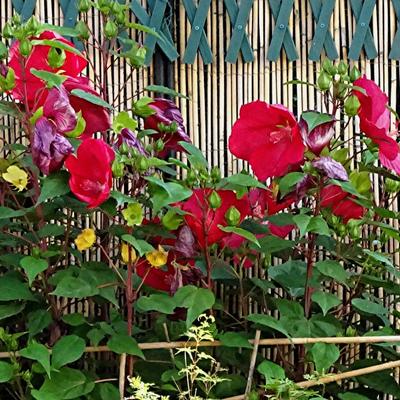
<box><xmin>244</xmin><ymin>330</ymin><xmax>261</xmax><ymax>396</ymax></box>
<box><xmin>1</xmin><ymin>335</ymin><xmax>399</xmax><ymax>359</ymax></box>
<box><xmin>223</xmin><ymin>360</ymin><xmax>400</xmax><ymax>400</ymax></box>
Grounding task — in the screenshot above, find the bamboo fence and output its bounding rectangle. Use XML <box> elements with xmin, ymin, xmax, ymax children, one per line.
<box><xmin>0</xmin><ymin>0</ymin><xmax>400</xmax><ymax>397</ymax></box>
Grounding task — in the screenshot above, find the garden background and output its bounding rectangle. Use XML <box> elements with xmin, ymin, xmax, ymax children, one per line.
<box><xmin>0</xmin><ymin>0</ymin><xmax>399</xmax><ymax>398</ymax></box>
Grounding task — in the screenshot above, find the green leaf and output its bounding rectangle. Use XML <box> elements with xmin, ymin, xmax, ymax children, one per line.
<box><xmin>0</xmin><ymin>275</ymin><xmax>36</xmax><ymax>301</ymax></box>
<box><xmin>0</xmin><ymin>206</ymin><xmax>29</xmax><ymax>220</ymax></box>
<box><xmin>349</xmin><ymin>171</ymin><xmax>371</xmax><ymax>195</ymax></box>
<box><xmin>247</xmin><ymin>314</ymin><xmax>290</xmax><ymax>338</ymax></box>
<box><xmin>293</xmin><ymin>214</ymin><xmax>312</xmax><ymax>237</ymax></box>
<box><xmin>148</xmin><ymin>181</ymin><xmax>192</xmax><ymax>213</ymax></box>
<box><xmin>0</xmin><ymin>100</ymin><xmax>19</xmax><ymax>117</ymax></box>
<box><xmin>0</xmin><ymin>302</ymin><xmax>25</xmax><ymax>320</ymax></box>
<box><xmin>111</xmin><ymin>190</ymin><xmax>136</xmax><ymax>207</ymax></box>
<box><xmin>136</xmin><ymin>293</ymin><xmax>177</xmax><ymax>314</ymax></box>
<box><xmin>28</xmin><ymin>309</ymin><xmax>52</xmax><ymax>338</ymax></box>
<box><xmin>301</xmin><ymin>111</ymin><xmax>332</xmax><ymax>131</ymax></box>
<box><xmin>98</xmin><ymin>383</ymin><xmax>120</xmax><ymax>400</ymax></box>
<box><xmin>351</xmin><ymin>298</ymin><xmax>388</xmax><ymax>317</ymax></box>
<box><xmin>312</xmin><ymin>291</ymin><xmax>341</xmax><ymax>316</ymax></box>
<box><xmin>219</xmin><ymin>332</ymin><xmax>253</xmax><ymax>349</ymax></box>
<box><xmin>31</xmin><ymin>39</ymin><xmax>84</xmax><ymax>56</ymax></box>
<box><xmin>178</xmin><ymin>141</ymin><xmax>208</xmax><ymax>169</ymax></box>
<box><xmin>338</xmin><ymin>393</ymin><xmax>370</xmax><ymax>400</ymax></box>
<box><xmin>41</xmin><ymin>24</ymin><xmax>80</xmax><ymax>37</ymax></box>
<box><xmin>52</xmin><ymin>335</ymin><xmax>86</xmax><ymax>370</ymax></box>
<box><xmin>62</xmin><ymin>313</ymin><xmax>87</xmax><ymax>327</ymax></box>
<box><xmin>37</xmin><ymin>171</ymin><xmax>70</xmax><ymax>204</ymax></box>
<box><xmin>218</xmin><ymin>173</ymin><xmax>267</xmax><ymax>190</ymax></box>
<box><xmin>31</xmin><ymin>367</ymin><xmax>94</xmax><ymax>400</ymax></box>
<box><xmin>121</xmin><ymin>234</ymin><xmax>154</xmax><ymax>256</ymax></box>
<box><xmin>257</xmin><ymin>360</ymin><xmax>285</xmax><ymax>384</ymax></box>
<box><xmin>0</xmin><ymin>361</ymin><xmax>14</xmax><ymax>383</ymax></box>
<box><xmin>145</xmin><ymin>84</ymin><xmax>188</xmax><ymax>99</ymax></box>
<box><xmin>30</xmin><ymin>68</ymin><xmax>67</xmax><ymax>88</ymax></box>
<box><xmin>20</xmin><ymin>341</ymin><xmax>51</xmax><ymax>378</ymax></box>
<box><xmin>174</xmin><ymin>285</ymin><xmax>215</xmax><ymax>327</ymax></box>
<box><xmin>70</xmin><ymin>89</ymin><xmax>113</xmax><ymax>110</ymax></box>
<box><xmin>38</xmin><ymin>224</ymin><xmax>66</xmax><ymax>238</ymax></box>
<box><xmin>309</xmin><ymin>343</ymin><xmax>340</xmax><ymax>372</ymax></box>
<box><xmin>363</xmin><ymin>249</ymin><xmax>400</xmax><ymax>279</ymax></box>
<box><xmin>113</xmin><ymin>111</ymin><xmax>138</xmax><ymax>133</ymax></box>
<box><xmin>315</xmin><ymin>260</ymin><xmax>349</xmax><ymax>285</ymax></box>
<box><xmin>218</xmin><ymin>225</ymin><xmax>260</xmax><ymax>247</ymax></box>
<box><xmin>252</xmin><ymin>235</ymin><xmax>295</xmax><ymax>254</ymax></box>
<box><xmin>51</xmin><ymin>276</ymin><xmax>99</xmax><ymax>298</ymax></box>
<box><xmin>307</xmin><ymin>216</ymin><xmax>330</xmax><ymax>236</ymax></box>
<box><xmin>279</xmin><ymin>172</ymin><xmax>305</xmax><ymax>196</ymax></box>
<box><xmin>107</xmin><ymin>334</ymin><xmax>145</xmax><ymax>358</ymax></box>
<box><xmin>20</xmin><ymin>256</ymin><xmax>48</xmax><ymax>286</ymax></box>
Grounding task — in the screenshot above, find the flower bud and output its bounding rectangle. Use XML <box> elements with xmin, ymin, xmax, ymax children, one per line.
<box><xmin>154</xmin><ymin>139</ymin><xmax>164</xmax><ymax>152</ymax></box>
<box><xmin>162</xmin><ymin>209</ymin><xmax>183</xmax><ymax>230</ymax></box>
<box><xmin>208</xmin><ymin>190</ymin><xmax>222</xmax><ymax>209</ymax></box>
<box><xmin>0</xmin><ymin>66</ymin><xmax>15</xmax><ymax>91</ymax></box>
<box><xmin>0</xmin><ymin>42</ymin><xmax>7</xmax><ymax>60</ymax></box>
<box><xmin>112</xmin><ymin>159</ymin><xmax>124</xmax><ymax>177</ymax></box>
<box><xmin>344</xmin><ymin>95</ymin><xmax>361</xmax><ymax>117</ymax></box>
<box><xmin>104</xmin><ymin>20</ymin><xmax>118</xmax><ymax>38</ymax></box>
<box><xmin>317</xmin><ymin>71</ymin><xmax>331</xmax><ymax>91</ymax></box>
<box><xmin>333</xmin><ymin>81</ymin><xmax>347</xmax><ymax>99</ymax></box>
<box><xmin>75</xmin><ymin>20</ymin><xmax>90</xmax><ymax>40</ymax></box>
<box><xmin>19</xmin><ymin>39</ymin><xmax>32</xmax><ymax>57</ymax></box>
<box><xmin>337</xmin><ymin>60</ymin><xmax>348</xmax><ymax>75</ymax></box>
<box><xmin>186</xmin><ymin>169</ymin><xmax>197</xmax><ymax>185</ymax></box>
<box><xmin>137</xmin><ymin>156</ymin><xmax>149</xmax><ymax>172</ymax></box>
<box><xmin>225</xmin><ymin>206</ymin><xmax>241</xmax><ymax>226</ymax></box>
<box><xmin>31</xmin><ymin>247</ymin><xmax>41</xmax><ymax>258</ymax></box>
<box><xmin>48</xmin><ymin>47</ymin><xmax>66</xmax><ymax>69</ymax></box>
<box><xmin>2</xmin><ymin>23</ymin><xmax>13</xmax><ymax>39</ymax></box>
<box><xmin>119</xmin><ymin>142</ymin><xmax>129</xmax><ymax>155</ymax></box>
<box><xmin>349</xmin><ymin>66</ymin><xmax>361</xmax><ymax>82</ymax></box>
<box><xmin>25</xmin><ymin>16</ymin><xmax>40</xmax><ymax>35</ymax></box>
<box><xmin>78</xmin><ymin>0</ymin><xmax>91</xmax><ymax>12</ymax></box>
<box><xmin>322</xmin><ymin>59</ymin><xmax>337</xmax><ymax>76</ymax></box>
<box><xmin>210</xmin><ymin>166</ymin><xmax>221</xmax><ymax>183</ymax></box>
<box><xmin>337</xmin><ymin>224</ymin><xmax>346</xmax><ymax>237</ymax></box>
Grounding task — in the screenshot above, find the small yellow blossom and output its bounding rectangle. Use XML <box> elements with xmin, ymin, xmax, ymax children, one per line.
<box><xmin>2</xmin><ymin>165</ymin><xmax>28</xmax><ymax>191</ymax></box>
<box><xmin>145</xmin><ymin>245</ymin><xmax>168</xmax><ymax>268</ymax></box>
<box><xmin>75</xmin><ymin>228</ymin><xmax>96</xmax><ymax>251</ymax></box>
<box><xmin>121</xmin><ymin>243</ymin><xmax>137</xmax><ymax>264</ymax></box>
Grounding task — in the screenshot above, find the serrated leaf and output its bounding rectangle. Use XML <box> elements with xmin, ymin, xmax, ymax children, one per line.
<box><xmin>301</xmin><ymin>111</ymin><xmax>332</xmax><ymax>131</ymax></box>
<box><xmin>31</xmin><ymin>39</ymin><xmax>84</xmax><ymax>56</ymax></box>
<box><xmin>178</xmin><ymin>141</ymin><xmax>208</xmax><ymax>169</ymax></box>
<box><xmin>218</xmin><ymin>173</ymin><xmax>267</xmax><ymax>189</ymax></box>
<box><xmin>0</xmin><ymin>302</ymin><xmax>25</xmax><ymax>320</ymax></box>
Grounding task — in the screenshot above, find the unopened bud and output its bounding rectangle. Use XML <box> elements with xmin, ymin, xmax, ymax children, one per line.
<box><xmin>385</xmin><ymin>177</ymin><xmax>400</xmax><ymax>193</ymax></box>
<box><xmin>2</xmin><ymin>23</ymin><xmax>13</xmax><ymax>39</ymax></box>
<box><xmin>208</xmin><ymin>190</ymin><xmax>222</xmax><ymax>209</ymax></box>
<box><xmin>78</xmin><ymin>0</ymin><xmax>91</xmax><ymax>12</ymax></box>
<box><xmin>225</xmin><ymin>206</ymin><xmax>241</xmax><ymax>226</ymax></box>
<box><xmin>19</xmin><ymin>39</ymin><xmax>32</xmax><ymax>57</ymax></box>
<box><xmin>112</xmin><ymin>160</ymin><xmax>124</xmax><ymax>177</ymax></box>
<box><xmin>210</xmin><ymin>166</ymin><xmax>221</xmax><ymax>183</ymax></box>
<box><xmin>318</xmin><ymin>71</ymin><xmax>331</xmax><ymax>91</ymax></box>
<box><xmin>337</xmin><ymin>61</ymin><xmax>348</xmax><ymax>75</ymax></box>
<box><xmin>322</xmin><ymin>59</ymin><xmax>337</xmax><ymax>76</ymax></box>
<box><xmin>48</xmin><ymin>47</ymin><xmax>66</xmax><ymax>69</ymax></box>
<box><xmin>154</xmin><ymin>139</ymin><xmax>164</xmax><ymax>152</ymax></box>
<box><xmin>75</xmin><ymin>20</ymin><xmax>90</xmax><ymax>40</ymax></box>
<box><xmin>349</xmin><ymin>66</ymin><xmax>361</xmax><ymax>82</ymax></box>
<box><xmin>344</xmin><ymin>95</ymin><xmax>361</xmax><ymax>117</ymax></box>
<box><xmin>104</xmin><ymin>20</ymin><xmax>118</xmax><ymax>38</ymax></box>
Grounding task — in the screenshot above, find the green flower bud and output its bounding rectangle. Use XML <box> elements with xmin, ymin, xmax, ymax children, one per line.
<box><xmin>104</xmin><ymin>20</ymin><xmax>118</xmax><ymax>38</ymax></box>
<box><xmin>115</xmin><ymin>11</ymin><xmax>125</xmax><ymax>25</ymax></box>
<box><xmin>385</xmin><ymin>177</ymin><xmax>400</xmax><ymax>193</ymax></box>
<box><xmin>162</xmin><ymin>210</ymin><xmax>183</xmax><ymax>230</ymax></box>
<box><xmin>154</xmin><ymin>139</ymin><xmax>164</xmax><ymax>152</ymax></box>
<box><xmin>0</xmin><ymin>67</ymin><xmax>15</xmax><ymax>91</ymax></box>
<box><xmin>225</xmin><ymin>206</ymin><xmax>241</xmax><ymax>226</ymax></box>
<box><xmin>0</xmin><ymin>42</ymin><xmax>8</xmax><ymax>60</ymax></box>
<box><xmin>210</xmin><ymin>166</ymin><xmax>221</xmax><ymax>183</ymax></box>
<box><xmin>186</xmin><ymin>169</ymin><xmax>197</xmax><ymax>185</ymax></box>
<box><xmin>2</xmin><ymin>23</ymin><xmax>13</xmax><ymax>39</ymax></box>
<box><xmin>322</xmin><ymin>59</ymin><xmax>337</xmax><ymax>76</ymax></box>
<box><xmin>349</xmin><ymin>226</ymin><xmax>361</xmax><ymax>240</ymax></box>
<box><xmin>19</xmin><ymin>39</ymin><xmax>32</xmax><ymax>57</ymax></box>
<box><xmin>317</xmin><ymin>71</ymin><xmax>331</xmax><ymax>91</ymax></box>
<box><xmin>25</xmin><ymin>16</ymin><xmax>40</xmax><ymax>35</ymax></box>
<box><xmin>337</xmin><ymin>60</ymin><xmax>348</xmax><ymax>75</ymax></box>
<box><xmin>345</xmin><ymin>326</ymin><xmax>357</xmax><ymax>337</ymax></box>
<box><xmin>333</xmin><ymin>81</ymin><xmax>347</xmax><ymax>99</ymax></box>
<box><xmin>337</xmin><ymin>224</ymin><xmax>346</xmax><ymax>237</ymax></box>
<box><xmin>31</xmin><ymin>247</ymin><xmax>41</xmax><ymax>258</ymax></box>
<box><xmin>48</xmin><ymin>47</ymin><xmax>66</xmax><ymax>69</ymax></box>
<box><xmin>208</xmin><ymin>190</ymin><xmax>222</xmax><ymax>209</ymax></box>
<box><xmin>349</xmin><ymin>66</ymin><xmax>361</xmax><ymax>82</ymax></box>
<box><xmin>137</xmin><ymin>156</ymin><xmax>149</xmax><ymax>172</ymax></box>
<box><xmin>344</xmin><ymin>95</ymin><xmax>361</xmax><ymax>117</ymax></box>
<box><xmin>119</xmin><ymin>142</ymin><xmax>130</xmax><ymax>155</ymax></box>
<box><xmin>12</xmin><ymin>14</ymin><xmax>21</xmax><ymax>25</ymax></box>
<box><xmin>112</xmin><ymin>159</ymin><xmax>124</xmax><ymax>177</ymax></box>
<box><xmin>75</xmin><ymin>20</ymin><xmax>90</xmax><ymax>40</ymax></box>
<box><xmin>78</xmin><ymin>0</ymin><xmax>91</xmax><ymax>12</ymax></box>
<box><xmin>198</xmin><ymin>168</ymin><xmax>209</xmax><ymax>182</ymax></box>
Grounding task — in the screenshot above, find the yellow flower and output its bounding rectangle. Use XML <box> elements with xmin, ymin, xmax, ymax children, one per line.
<box><xmin>121</xmin><ymin>243</ymin><xmax>137</xmax><ymax>264</ymax></box>
<box><xmin>146</xmin><ymin>245</ymin><xmax>168</xmax><ymax>268</ymax></box>
<box><xmin>2</xmin><ymin>165</ymin><xmax>28</xmax><ymax>191</ymax></box>
<box><xmin>75</xmin><ymin>228</ymin><xmax>96</xmax><ymax>251</ymax></box>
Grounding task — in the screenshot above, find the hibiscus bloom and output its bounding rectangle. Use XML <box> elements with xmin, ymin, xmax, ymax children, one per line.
<box><xmin>144</xmin><ymin>98</ymin><xmax>190</xmax><ymax>157</ymax></box>
<box><xmin>9</xmin><ymin>30</ymin><xmax>86</xmax><ymax>106</ymax></box>
<box><xmin>180</xmin><ymin>189</ymin><xmax>250</xmax><ymax>248</ymax></box>
<box><xmin>353</xmin><ymin>77</ymin><xmax>400</xmax><ymax>174</ymax></box>
<box><xmin>320</xmin><ymin>185</ymin><xmax>365</xmax><ymax>223</ymax></box>
<box><xmin>64</xmin><ymin>138</ymin><xmax>115</xmax><ymax>208</ymax></box>
<box><xmin>229</xmin><ymin>101</ymin><xmax>305</xmax><ymax>180</ymax></box>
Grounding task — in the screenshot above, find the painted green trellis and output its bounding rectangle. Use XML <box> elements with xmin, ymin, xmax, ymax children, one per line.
<box><xmin>6</xmin><ymin>0</ymin><xmax>400</xmax><ymax>62</ymax></box>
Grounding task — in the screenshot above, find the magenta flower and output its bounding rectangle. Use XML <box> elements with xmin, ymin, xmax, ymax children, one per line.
<box><xmin>32</xmin><ymin>117</ymin><xmax>73</xmax><ymax>175</ymax></box>
<box><xmin>312</xmin><ymin>157</ymin><xmax>348</xmax><ymax>181</ymax></box>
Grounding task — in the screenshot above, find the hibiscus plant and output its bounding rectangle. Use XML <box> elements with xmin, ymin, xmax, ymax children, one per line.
<box><xmin>0</xmin><ymin>4</ymin><xmax>400</xmax><ymax>400</ymax></box>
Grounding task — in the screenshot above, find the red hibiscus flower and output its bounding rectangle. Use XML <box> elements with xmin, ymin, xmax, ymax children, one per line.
<box><xmin>63</xmin><ymin>77</ymin><xmax>111</xmax><ymax>138</ymax></box>
<box><xmin>321</xmin><ymin>185</ymin><xmax>365</xmax><ymax>223</ymax></box>
<box><xmin>229</xmin><ymin>101</ymin><xmax>305</xmax><ymax>180</ymax></box>
<box><xmin>64</xmin><ymin>138</ymin><xmax>115</xmax><ymax>208</ymax></box>
<box><xmin>9</xmin><ymin>31</ymin><xmax>86</xmax><ymax>107</ymax></box>
<box><xmin>144</xmin><ymin>98</ymin><xmax>191</xmax><ymax>157</ymax></box>
<box><xmin>353</xmin><ymin>77</ymin><xmax>400</xmax><ymax>174</ymax></box>
<box><xmin>180</xmin><ymin>189</ymin><xmax>250</xmax><ymax>248</ymax></box>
